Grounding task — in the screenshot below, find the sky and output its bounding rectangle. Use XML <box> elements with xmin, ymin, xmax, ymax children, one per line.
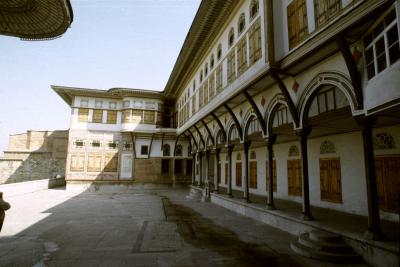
<box><xmin>0</xmin><ymin>0</ymin><xmax>201</xmax><ymax>155</ymax></box>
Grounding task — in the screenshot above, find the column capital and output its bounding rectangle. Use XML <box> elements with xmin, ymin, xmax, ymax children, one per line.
<box><xmin>354</xmin><ymin>115</ymin><xmax>377</xmax><ymax>128</ymax></box>
<box><xmin>295</xmin><ymin>126</ymin><xmax>311</xmax><ymax>138</ymax></box>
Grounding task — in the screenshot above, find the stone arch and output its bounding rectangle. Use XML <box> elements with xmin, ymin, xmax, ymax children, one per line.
<box><xmin>163</xmin><ymin>143</ymin><xmax>170</xmax><ymax>157</ymax></box>
<box><xmin>206</xmin><ymin>135</ymin><xmax>213</xmax><ymax>148</ymax></box>
<box><xmin>298</xmin><ymin>71</ymin><xmax>360</xmax><ymax>128</ymax></box>
<box><xmin>215</xmin><ymin>129</ymin><xmax>225</xmax><ymax>146</ymax></box>
<box><xmin>227</xmin><ymin>120</ymin><xmax>240</xmax><ymax>145</ymax></box>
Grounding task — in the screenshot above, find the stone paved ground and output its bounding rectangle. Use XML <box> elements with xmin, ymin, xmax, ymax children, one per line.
<box><xmin>0</xmin><ymin>188</ymin><xmax>368</xmax><ymax>267</ymax></box>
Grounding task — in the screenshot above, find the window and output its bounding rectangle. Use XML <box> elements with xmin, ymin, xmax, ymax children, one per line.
<box><xmin>123</xmin><ymin>100</ymin><xmax>130</xmax><ymax>108</ymax></box>
<box><xmin>249</xmin><ymin>151</ymin><xmax>257</xmax><ymax>189</ymax></box>
<box><xmin>122</xmin><ymin>110</ymin><xmax>131</xmax><ymax>123</ymax></box>
<box><xmin>163</xmin><ymin>144</ymin><xmax>170</xmax><ymax>156</ymax></box>
<box><xmin>249</xmin><ymin>18</ymin><xmax>262</xmax><ymax>64</ymax></box>
<box><xmin>92</xmin><ymin>109</ymin><xmax>103</xmax><ymax>123</ymax></box>
<box><xmin>107</xmin><ymin>141</ymin><xmax>118</xmax><ymax>150</ymax></box>
<box><xmin>227</xmin><ymin>50</ymin><xmax>236</xmax><ymax>84</ymax></box>
<box><xmin>174</xmin><ymin>159</ymin><xmax>182</xmax><ymax>174</ymax></box>
<box><xmin>70</xmin><ymin>153</ymin><xmax>85</xmax><ymax>172</ymax></box>
<box><xmin>73</xmin><ymin>139</ymin><xmax>85</xmax><ymax>149</ymax></box>
<box><xmin>90</xmin><ymin>140</ymin><xmax>101</xmax><ymax>149</ymax></box>
<box><xmin>228</xmin><ymin>28</ymin><xmax>235</xmax><ymax>47</ymax></box>
<box><xmin>314</xmin><ymin>0</ymin><xmax>341</xmax><ymax>29</ymax></box>
<box><xmin>236</xmin><ymin>156</ymin><xmax>242</xmax><ymax>187</ymax></box>
<box><xmin>104</xmin><ymin>153</ymin><xmax>118</xmax><ymax>172</ymax></box>
<box><xmin>162</xmin><ymin>159</ymin><xmax>170</xmax><ymax>174</ymax></box>
<box><xmin>217</xmin><ymin>44</ymin><xmax>222</xmax><ymax>60</ymax></box>
<box><xmin>375</xmin><ymin>156</ymin><xmax>400</xmax><ymax>213</ymax></box>
<box><xmin>250</xmin><ymin>0</ymin><xmax>259</xmax><ymax>20</ymax></box>
<box><xmin>95</xmin><ymin>100</ymin><xmax>103</xmax><ymax>108</ymax></box>
<box><xmin>287</xmin><ymin>0</ymin><xmax>308</xmax><ymax>49</ymax></box>
<box><xmin>87</xmin><ymin>153</ymin><xmax>102</xmax><ymax>172</ymax></box>
<box><xmin>209</xmin><ymin>72</ymin><xmax>215</xmax><ymax>100</ymax></box>
<box><xmin>199</xmin><ymin>85</ymin><xmax>204</xmax><ymax>108</ymax></box>
<box><xmin>200</xmin><ymin>70</ymin><xmax>203</xmax><ymax>82</ymax></box>
<box><xmin>205</xmin><ymin>63</ymin><xmax>208</xmax><ymax>76</ymax></box>
<box><xmin>237</xmin><ymin>36</ymin><xmax>248</xmax><ymax>75</ymax></box>
<box><xmin>175</xmin><ymin>144</ymin><xmax>183</xmax><ymax>157</ymax></box>
<box><xmin>143</xmin><ymin>110</ymin><xmax>155</xmax><ymax>124</ymax></box>
<box><xmin>132</xmin><ymin>110</ymin><xmax>143</xmax><ymax>123</ymax></box>
<box><xmin>80</xmin><ymin>99</ymin><xmax>88</xmax><ymax>107</ymax></box>
<box><xmin>78</xmin><ymin>108</ymin><xmax>89</xmax><ymax>122</ymax></box>
<box><xmin>216</xmin><ymin>65</ymin><xmax>223</xmax><ymax>93</ymax></box>
<box><xmin>203</xmin><ymin>79</ymin><xmax>209</xmax><ymax>105</ymax></box>
<box><xmin>123</xmin><ymin>142</ymin><xmax>132</xmax><ymax>151</ymax></box>
<box><xmin>210</xmin><ymin>54</ymin><xmax>215</xmax><ymax>69</ymax></box>
<box><xmin>364</xmin><ymin>8</ymin><xmax>399</xmax><ymax>80</ymax></box>
<box><xmin>107</xmin><ymin>110</ymin><xmax>117</xmax><ymax>124</ymax></box>
<box><xmin>238</xmin><ymin>13</ymin><xmax>246</xmax><ymax>34</ymax></box>
<box><xmin>109</xmin><ymin>101</ymin><xmax>117</xmax><ymax>109</ymax></box>
<box><xmin>141</xmin><ymin>145</ymin><xmax>149</xmax><ymax>155</ymax></box>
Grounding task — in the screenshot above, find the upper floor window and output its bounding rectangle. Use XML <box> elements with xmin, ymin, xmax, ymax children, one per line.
<box><xmin>107</xmin><ymin>110</ymin><xmax>117</xmax><ymax>124</ymax></box>
<box><xmin>78</xmin><ymin>108</ymin><xmax>89</xmax><ymax>122</ymax></box>
<box><xmin>80</xmin><ymin>99</ymin><xmax>88</xmax><ymax>107</ymax></box>
<box><xmin>228</xmin><ymin>28</ymin><xmax>235</xmax><ymax>47</ymax></box>
<box><xmin>90</xmin><ymin>140</ymin><xmax>101</xmax><ymax>149</ymax></box>
<box><xmin>200</xmin><ymin>70</ymin><xmax>203</xmax><ymax>82</ymax></box>
<box><xmin>314</xmin><ymin>0</ymin><xmax>341</xmax><ymax>29</ymax></box>
<box><xmin>238</xmin><ymin>13</ymin><xmax>246</xmax><ymax>35</ymax></box>
<box><xmin>73</xmin><ymin>139</ymin><xmax>85</xmax><ymax>149</ymax></box>
<box><xmin>92</xmin><ymin>109</ymin><xmax>103</xmax><ymax>123</ymax></box>
<box><xmin>123</xmin><ymin>100</ymin><xmax>130</xmax><ymax>108</ymax></box>
<box><xmin>250</xmin><ymin>0</ymin><xmax>259</xmax><ymax>20</ymax></box>
<box><xmin>95</xmin><ymin>100</ymin><xmax>103</xmax><ymax>109</ymax></box>
<box><xmin>287</xmin><ymin>0</ymin><xmax>308</xmax><ymax>50</ymax></box>
<box><xmin>217</xmin><ymin>44</ymin><xmax>222</xmax><ymax>60</ymax></box>
<box><xmin>107</xmin><ymin>141</ymin><xmax>119</xmax><ymax>150</ymax></box>
<box><xmin>109</xmin><ymin>101</ymin><xmax>117</xmax><ymax>109</ymax></box>
<box><xmin>163</xmin><ymin>144</ymin><xmax>170</xmax><ymax>156</ymax></box>
<box><xmin>175</xmin><ymin>144</ymin><xmax>183</xmax><ymax>157</ymax></box>
<box><xmin>210</xmin><ymin>54</ymin><xmax>215</xmax><ymax>69</ymax></box>
<box><xmin>205</xmin><ymin>63</ymin><xmax>209</xmax><ymax>76</ymax></box>
<box><xmin>193</xmin><ymin>80</ymin><xmax>196</xmax><ymax>91</ymax></box>
<box><xmin>364</xmin><ymin>7</ymin><xmax>399</xmax><ymax>80</ymax></box>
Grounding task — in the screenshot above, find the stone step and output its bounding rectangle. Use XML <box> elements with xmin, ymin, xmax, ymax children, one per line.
<box><xmin>298</xmin><ymin>233</ymin><xmax>353</xmax><ymax>254</ymax></box>
<box><xmin>290</xmin><ymin>231</ymin><xmax>361</xmax><ymax>263</ymax></box>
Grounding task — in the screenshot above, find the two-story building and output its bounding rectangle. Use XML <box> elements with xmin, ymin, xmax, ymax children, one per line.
<box><xmin>52</xmin><ymin>86</ymin><xmax>192</xmax><ymax>190</ymax></box>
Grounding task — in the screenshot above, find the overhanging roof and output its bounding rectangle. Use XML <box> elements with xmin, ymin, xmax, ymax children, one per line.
<box><xmin>52</xmin><ymin>85</ymin><xmax>164</xmax><ymax>106</ymax></box>
<box><xmin>0</xmin><ymin>0</ymin><xmax>73</xmax><ymax>40</ymax></box>
<box><xmin>163</xmin><ymin>0</ymin><xmax>238</xmax><ymax>98</ymax></box>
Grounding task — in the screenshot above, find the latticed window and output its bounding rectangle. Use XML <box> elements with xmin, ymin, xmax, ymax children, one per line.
<box><xmin>314</xmin><ymin>0</ymin><xmax>341</xmax><ymax>29</ymax></box>
<box><xmin>364</xmin><ymin>7</ymin><xmax>399</xmax><ymax>80</ymax></box>
<box><xmin>132</xmin><ymin>109</ymin><xmax>143</xmax><ymax>123</ymax></box>
<box><xmin>90</xmin><ymin>140</ymin><xmax>101</xmax><ymax>149</ymax></box>
<box><xmin>237</xmin><ymin>36</ymin><xmax>248</xmax><ymax>76</ymax></box>
<box><xmin>78</xmin><ymin>108</ymin><xmax>89</xmax><ymax>122</ymax></box>
<box><xmin>122</xmin><ymin>110</ymin><xmax>131</xmax><ymax>123</ymax></box>
<box><xmin>156</xmin><ymin>112</ymin><xmax>163</xmax><ymax>126</ymax></box>
<box><xmin>199</xmin><ymin>85</ymin><xmax>204</xmax><ymax>108</ymax></box>
<box><xmin>209</xmin><ymin>73</ymin><xmax>215</xmax><ymax>100</ymax></box>
<box><xmin>163</xmin><ymin>144</ymin><xmax>170</xmax><ymax>156</ymax></box>
<box><xmin>210</xmin><ymin>54</ymin><xmax>215</xmax><ymax>69</ymax></box>
<box><xmin>107</xmin><ymin>141</ymin><xmax>118</xmax><ymax>150</ymax></box>
<box><xmin>92</xmin><ymin>109</ymin><xmax>103</xmax><ymax>123</ymax></box>
<box><xmin>107</xmin><ymin>110</ymin><xmax>117</xmax><ymax>124</ymax></box>
<box><xmin>104</xmin><ymin>153</ymin><xmax>118</xmax><ymax>172</ymax></box>
<box><xmin>249</xmin><ymin>18</ymin><xmax>261</xmax><ymax>65</ymax></box>
<box><xmin>216</xmin><ymin>65</ymin><xmax>223</xmax><ymax>93</ymax></box>
<box><xmin>73</xmin><ymin>139</ymin><xmax>85</xmax><ymax>149</ymax></box>
<box><xmin>287</xmin><ymin>0</ymin><xmax>308</xmax><ymax>49</ymax></box>
<box><xmin>143</xmin><ymin>110</ymin><xmax>155</xmax><ymax>124</ymax></box>
<box><xmin>175</xmin><ymin>144</ymin><xmax>183</xmax><ymax>157</ymax></box>
<box><xmin>203</xmin><ymin>80</ymin><xmax>209</xmax><ymax>105</ymax></box>
<box><xmin>217</xmin><ymin>44</ymin><xmax>222</xmax><ymax>60</ymax></box>
<box><xmin>227</xmin><ymin>50</ymin><xmax>236</xmax><ymax>84</ymax></box>
<box><xmin>250</xmin><ymin>0</ymin><xmax>259</xmax><ymax>20</ymax></box>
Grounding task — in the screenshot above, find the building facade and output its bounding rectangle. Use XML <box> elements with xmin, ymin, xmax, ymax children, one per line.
<box><xmin>163</xmin><ymin>0</ymin><xmax>400</xmax><ymax>240</ymax></box>
<box><xmin>52</xmin><ymin>86</ymin><xmax>192</xmax><ymax>189</ymax></box>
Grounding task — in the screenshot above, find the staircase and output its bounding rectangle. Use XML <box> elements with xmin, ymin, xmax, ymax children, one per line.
<box><xmin>291</xmin><ymin>230</ymin><xmax>361</xmax><ymax>263</ymax></box>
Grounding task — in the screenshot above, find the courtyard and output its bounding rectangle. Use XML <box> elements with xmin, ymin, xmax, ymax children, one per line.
<box><xmin>0</xmin><ymin>187</ymin><xmax>368</xmax><ymax>267</ymax></box>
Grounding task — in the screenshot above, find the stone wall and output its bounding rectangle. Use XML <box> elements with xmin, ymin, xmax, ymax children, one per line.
<box><xmin>0</xmin><ymin>130</ymin><xmax>68</xmax><ymax>184</ymax></box>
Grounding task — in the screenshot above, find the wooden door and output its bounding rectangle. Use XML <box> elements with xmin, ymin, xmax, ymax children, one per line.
<box><xmin>375</xmin><ymin>156</ymin><xmax>400</xmax><ymax>213</ymax></box>
<box><xmin>249</xmin><ymin>161</ymin><xmax>257</xmax><ymax>188</ymax></box>
<box><xmin>288</xmin><ymin>159</ymin><xmax>302</xmax><ymax>196</ymax></box>
<box><xmin>319</xmin><ymin>158</ymin><xmax>342</xmax><ymax>203</ymax></box>
<box><xmin>266</xmin><ymin>160</ymin><xmax>277</xmax><ymax>192</ymax></box>
<box><xmin>236</xmin><ymin>162</ymin><xmax>242</xmax><ymax>187</ymax></box>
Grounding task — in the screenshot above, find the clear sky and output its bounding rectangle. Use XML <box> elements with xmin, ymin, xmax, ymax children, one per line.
<box><xmin>0</xmin><ymin>0</ymin><xmax>200</xmax><ymax>155</ymax></box>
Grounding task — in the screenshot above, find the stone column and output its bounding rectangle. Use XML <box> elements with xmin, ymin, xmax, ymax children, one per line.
<box><xmin>198</xmin><ymin>151</ymin><xmax>203</xmax><ymax>186</ymax></box>
<box><xmin>214</xmin><ymin>148</ymin><xmax>221</xmax><ymax>192</ymax></box>
<box><xmin>296</xmin><ymin>127</ymin><xmax>313</xmax><ymax>221</ymax></box>
<box><xmin>266</xmin><ymin>135</ymin><xmax>277</xmax><ymax>210</ymax></box>
<box><xmin>243</xmin><ymin>141</ymin><xmax>251</xmax><ymax>202</ymax></box>
<box><xmin>358</xmin><ymin>116</ymin><xmax>384</xmax><ymax>240</ymax></box>
<box><xmin>227</xmin><ymin>145</ymin><xmax>234</xmax><ymax>197</ymax></box>
<box><xmin>191</xmin><ymin>153</ymin><xmax>196</xmax><ymax>185</ymax></box>
<box><xmin>205</xmin><ymin>150</ymin><xmax>210</xmax><ymax>191</ymax></box>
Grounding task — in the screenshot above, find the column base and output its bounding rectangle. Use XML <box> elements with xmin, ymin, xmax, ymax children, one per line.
<box><xmin>363</xmin><ymin>229</ymin><xmax>385</xmax><ymax>241</ymax></box>
<box><xmin>301</xmin><ymin>212</ymin><xmax>314</xmax><ymax>221</ymax></box>
<box><xmin>266</xmin><ymin>204</ymin><xmax>276</xmax><ymax>210</ymax></box>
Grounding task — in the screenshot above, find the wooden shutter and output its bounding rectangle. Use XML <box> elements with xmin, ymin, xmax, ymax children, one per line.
<box><xmin>320</xmin><ymin>159</ymin><xmax>330</xmax><ymax>201</ymax></box>
<box><xmin>236</xmin><ymin>162</ymin><xmax>242</xmax><ymax>186</ymax></box>
<box><xmin>330</xmin><ymin>159</ymin><xmax>342</xmax><ymax>202</ymax></box>
<box><xmin>92</xmin><ymin>109</ymin><xmax>103</xmax><ymax>123</ymax></box>
<box><xmin>314</xmin><ymin>0</ymin><xmax>328</xmax><ymax>28</ymax></box>
<box><xmin>70</xmin><ymin>153</ymin><xmax>85</xmax><ymax>172</ymax></box>
<box><xmin>132</xmin><ymin>110</ymin><xmax>143</xmax><ymax>123</ymax></box>
<box><xmin>104</xmin><ymin>153</ymin><xmax>118</xmax><ymax>172</ymax></box>
<box><xmin>320</xmin><ymin>158</ymin><xmax>342</xmax><ymax>203</ymax></box>
<box><xmin>225</xmin><ymin>163</ymin><xmax>229</xmax><ymax>184</ymax></box>
<box><xmin>88</xmin><ymin>153</ymin><xmax>102</xmax><ymax>172</ymax></box>
<box><xmin>287</xmin><ymin>1</ymin><xmax>297</xmax><ymax>49</ymax></box>
<box><xmin>288</xmin><ymin>159</ymin><xmax>302</xmax><ymax>196</ymax></box>
<box><xmin>296</xmin><ymin>0</ymin><xmax>308</xmax><ymax>40</ymax></box>
<box><xmin>107</xmin><ymin>110</ymin><xmax>117</xmax><ymax>124</ymax></box>
<box><xmin>216</xmin><ymin>65</ymin><xmax>223</xmax><ymax>93</ymax></box>
<box><xmin>78</xmin><ymin>108</ymin><xmax>89</xmax><ymax>122</ymax></box>
<box><xmin>375</xmin><ymin>156</ymin><xmax>400</xmax><ymax>213</ymax></box>
<box><xmin>250</xmin><ymin>161</ymin><xmax>257</xmax><ymax>188</ymax></box>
